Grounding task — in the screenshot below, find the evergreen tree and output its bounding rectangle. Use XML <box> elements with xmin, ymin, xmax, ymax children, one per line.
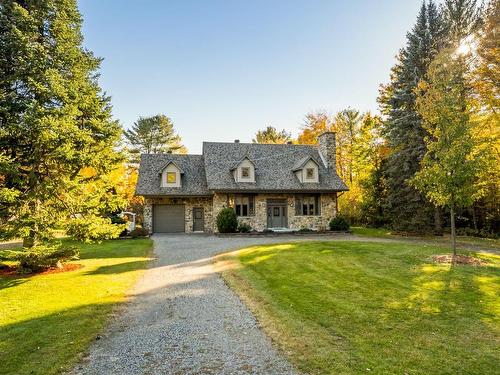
<box><xmin>442</xmin><ymin>0</ymin><xmax>483</xmax><ymax>43</ymax></box>
<box><xmin>378</xmin><ymin>1</ymin><xmax>445</xmax><ymax>233</ymax></box>
<box><xmin>252</xmin><ymin>126</ymin><xmax>292</xmax><ymax>144</ymax></box>
<box><xmin>0</xmin><ymin>0</ymin><xmax>122</xmax><ymax>246</ymax></box>
<box><xmin>124</xmin><ymin>114</ymin><xmax>186</xmax><ymax>160</ymax></box>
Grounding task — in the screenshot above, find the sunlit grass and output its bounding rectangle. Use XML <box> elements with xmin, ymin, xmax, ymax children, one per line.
<box><xmin>220</xmin><ymin>241</ymin><xmax>500</xmax><ymax>375</ymax></box>
<box><xmin>352</xmin><ymin>226</ymin><xmax>500</xmax><ymax>250</ymax></box>
<box><xmin>0</xmin><ymin>239</ymin><xmax>153</xmax><ymax>375</ymax></box>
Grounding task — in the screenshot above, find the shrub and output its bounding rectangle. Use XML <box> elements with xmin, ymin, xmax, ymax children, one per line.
<box><xmin>129</xmin><ymin>227</ymin><xmax>149</xmax><ymax>238</ymax></box>
<box><xmin>16</xmin><ymin>244</ymin><xmax>79</xmax><ymax>273</ymax></box>
<box><xmin>66</xmin><ymin>216</ymin><xmax>125</xmax><ymax>242</ymax></box>
<box><xmin>298</xmin><ymin>227</ymin><xmax>315</xmax><ymax>233</ymax></box>
<box><xmin>237</xmin><ymin>222</ymin><xmax>252</xmax><ymax>233</ymax></box>
<box><xmin>216</xmin><ymin>208</ymin><xmax>238</xmax><ymax>233</ymax></box>
<box><xmin>329</xmin><ymin>216</ymin><xmax>350</xmax><ymax>231</ymax></box>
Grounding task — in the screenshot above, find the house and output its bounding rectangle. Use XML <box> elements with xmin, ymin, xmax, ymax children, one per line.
<box><xmin>135</xmin><ymin>132</ymin><xmax>348</xmax><ymax>233</ymax></box>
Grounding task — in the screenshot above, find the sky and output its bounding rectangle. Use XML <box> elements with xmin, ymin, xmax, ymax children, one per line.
<box><xmin>79</xmin><ymin>0</ymin><xmax>423</xmax><ymax>153</ymax></box>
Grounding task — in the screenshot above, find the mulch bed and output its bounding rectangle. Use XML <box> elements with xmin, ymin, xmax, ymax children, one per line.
<box><xmin>432</xmin><ymin>254</ymin><xmax>484</xmax><ymax>266</ymax></box>
<box><xmin>0</xmin><ymin>263</ymin><xmax>83</xmax><ymax>277</ymax></box>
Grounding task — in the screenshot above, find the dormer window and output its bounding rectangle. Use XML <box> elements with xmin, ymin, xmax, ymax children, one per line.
<box><xmin>160</xmin><ymin>161</ymin><xmax>183</xmax><ymax>188</ymax></box>
<box><xmin>241</xmin><ymin>167</ymin><xmax>250</xmax><ymax>178</ymax></box>
<box><xmin>306</xmin><ymin>168</ymin><xmax>315</xmax><ymax>179</ymax></box>
<box><xmin>292</xmin><ymin>156</ymin><xmax>319</xmax><ymax>183</ymax></box>
<box><xmin>166</xmin><ymin>172</ymin><xmax>176</xmax><ymax>184</ymax></box>
<box><xmin>231</xmin><ymin>156</ymin><xmax>256</xmax><ymax>183</ymax></box>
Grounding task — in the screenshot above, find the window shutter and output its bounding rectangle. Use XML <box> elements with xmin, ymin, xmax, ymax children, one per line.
<box><xmin>249</xmin><ymin>195</ymin><xmax>255</xmax><ymax>216</ymax></box>
<box><xmin>295</xmin><ymin>195</ymin><xmax>302</xmax><ymax>215</ymax></box>
<box><xmin>315</xmin><ymin>195</ymin><xmax>321</xmax><ymax>215</ymax></box>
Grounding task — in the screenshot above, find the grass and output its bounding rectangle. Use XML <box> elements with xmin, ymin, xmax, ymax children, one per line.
<box><xmin>0</xmin><ymin>239</ymin><xmax>153</xmax><ymax>375</ymax></box>
<box><xmin>351</xmin><ymin>226</ymin><xmax>500</xmax><ymax>250</ymax></box>
<box><xmin>219</xmin><ymin>241</ymin><xmax>500</xmax><ymax>375</ymax></box>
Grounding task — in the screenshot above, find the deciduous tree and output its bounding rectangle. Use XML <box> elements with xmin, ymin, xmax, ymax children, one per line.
<box><xmin>413</xmin><ymin>48</ymin><xmax>486</xmax><ymax>254</ymax></box>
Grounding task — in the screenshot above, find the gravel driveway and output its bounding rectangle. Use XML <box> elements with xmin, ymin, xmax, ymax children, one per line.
<box><xmin>74</xmin><ymin>234</ymin><xmax>312</xmax><ymax>375</ymax></box>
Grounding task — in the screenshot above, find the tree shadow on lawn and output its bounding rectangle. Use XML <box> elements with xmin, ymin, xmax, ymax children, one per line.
<box><xmin>0</xmin><ymin>301</ymin><xmax>119</xmax><ymax>375</ymax></box>
<box><xmin>85</xmin><ymin>259</ymin><xmax>152</xmax><ymax>275</ymax></box>
<box><xmin>0</xmin><ymin>276</ymin><xmax>27</xmax><ymax>290</ymax></box>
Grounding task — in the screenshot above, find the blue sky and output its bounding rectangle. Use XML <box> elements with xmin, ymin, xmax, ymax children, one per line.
<box><xmin>79</xmin><ymin>0</ymin><xmax>422</xmax><ymax>153</ymax></box>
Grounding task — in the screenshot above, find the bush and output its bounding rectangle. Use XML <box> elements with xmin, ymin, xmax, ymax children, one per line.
<box><xmin>298</xmin><ymin>227</ymin><xmax>315</xmax><ymax>233</ymax></box>
<box><xmin>216</xmin><ymin>208</ymin><xmax>238</xmax><ymax>233</ymax></box>
<box><xmin>129</xmin><ymin>227</ymin><xmax>149</xmax><ymax>238</ymax></box>
<box><xmin>237</xmin><ymin>222</ymin><xmax>252</xmax><ymax>233</ymax></box>
<box><xmin>16</xmin><ymin>244</ymin><xmax>79</xmax><ymax>273</ymax></box>
<box><xmin>329</xmin><ymin>216</ymin><xmax>350</xmax><ymax>231</ymax></box>
<box><xmin>66</xmin><ymin>216</ymin><xmax>125</xmax><ymax>242</ymax></box>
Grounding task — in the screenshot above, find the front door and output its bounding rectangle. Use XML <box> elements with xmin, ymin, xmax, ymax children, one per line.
<box><xmin>266</xmin><ymin>200</ymin><xmax>287</xmax><ymax>228</ymax></box>
<box><xmin>193</xmin><ymin>207</ymin><xmax>204</xmax><ymax>232</ymax></box>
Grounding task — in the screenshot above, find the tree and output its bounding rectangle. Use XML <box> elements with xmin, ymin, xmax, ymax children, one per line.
<box><xmin>124</xmin><ymin>114</ymin><xmax>186</xmax><ymax>160</ymax></box>
<box><xmin>413</xmin><ymin>48</ymin><xmax>486</xmax><ymax>254</ymax></box>
<box><xmin>297</xmin><ymin>111</ymin><xmax>331</xmax><ymax>145</ymax></box>
<box><xmin>297</xmin><ymin>110</ymin><xmax>386</xmax><ymax>223</ymax></box>
<box><xmin>252</xmin><ymin>126</ymin><xmax>292</xmax><ymax>144</ymax></box>
<box><xmin>378</xmin><ymin>0</ymin><xmax>446</xmax><ymax>233</ymax></box>
<box><xmin>442</xmin><ymin>0</ymin><xmax>483</xmax><ymax>43</ymax></box>
<box><xmin>467</xmin><ymin>0</ymin><xmax>500</xmax><ymax>234</ymax></box>
<box><xmin>0</xmin><ymin>0</ymin><xmax>122</xmax><ymax>246</ymax></box>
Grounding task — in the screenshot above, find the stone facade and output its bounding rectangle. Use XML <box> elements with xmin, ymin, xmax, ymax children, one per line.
<box><xmin>143</xmin><ymin>197</ymin><xmax>214</xmax><ymax>233</ymax></box>
<box><xmin>212</xmin><ymin>193</ymin><xmax>337</xmax><ymax>232</ymax></box>
<box><xmin>145</xmin><ymin>193</ymin><xmax>337</xmax><ymax>233</ymax></box>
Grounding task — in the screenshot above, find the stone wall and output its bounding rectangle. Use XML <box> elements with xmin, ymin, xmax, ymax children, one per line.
<box><xmin>212</xmin><ymin>193</ymin><xmax>337</xmax><ymax>232</ymax></box>
<box><xmin>143</xmin><ymin>197</ymin><xmax>213</xmax><ymax>233</ymax></box>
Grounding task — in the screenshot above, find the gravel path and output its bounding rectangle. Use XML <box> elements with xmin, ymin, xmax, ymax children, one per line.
<box><xmin>74</xmin><ymin>234</ymin><xmax>311</xmax><ymax>375</ymax></box>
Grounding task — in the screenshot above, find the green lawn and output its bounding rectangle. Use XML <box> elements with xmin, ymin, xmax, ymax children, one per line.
<box><xmin>352</xmin><ymin>226</ymin><xmax>500</xmax><ymax>250</ymax></box>
<box><xmin>0</xmin><ymin>239</ymin><xmax>153</xmax><ymax>375</ymax></box>
<box><xmin>220</xmin><ymin>241</ymin><xmax>500</xmax><ymax>375</ymax></box>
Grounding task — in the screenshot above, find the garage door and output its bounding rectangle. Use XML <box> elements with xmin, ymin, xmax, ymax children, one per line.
<box><xmin>153</xmin><ymin>204</ymin><xmax>185</xmax><ymax>233</ymax></box>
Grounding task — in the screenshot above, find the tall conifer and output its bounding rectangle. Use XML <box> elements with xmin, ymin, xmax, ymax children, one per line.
<box><xmin>378</xmin><ymin>1</ymin><xmax>445</xmax><ymax>232</ymax></box>
<box><xmin>0</xmin><ymin>0</ymin><xmax>122</xmax><ymax>245</ymax></box>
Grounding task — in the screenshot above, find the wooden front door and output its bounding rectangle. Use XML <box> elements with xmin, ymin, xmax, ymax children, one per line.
<box><xmin>266</xmin><ymin>200</ymin><xmax>287</xmax><ymax>228</ymax></box>
<box><xmin>192</xmin><ymin>207</ymin><xmax>204</xmax><ymax>232</ymax></box>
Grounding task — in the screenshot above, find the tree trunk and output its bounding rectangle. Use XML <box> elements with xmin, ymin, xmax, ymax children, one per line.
<box><xmin>434</xmin><ymin>207</ymin><xmax>443</xmax><ymax>236</ymax></box>
<box><xmin>471</xmin><ymin>204</ymin><xmax>478</xmax><ymax>231</ymax></box>
<box><xmin>450</xmin><ymin>204</ymin><xmax>456</xmax><ymax>257</ymax></box>
<box><xmin>23</xmin><ymin>229</ymin><xmax>37</xmax><ymax>248</ymax></box>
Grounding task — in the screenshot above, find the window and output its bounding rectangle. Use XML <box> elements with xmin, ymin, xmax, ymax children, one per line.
<box><xmin>166</xmin><ymin>172</ymin><xmax>176</xmax><ymax>183</ymax></box>
<box><xmin>233</xmin><ymin>195</ymin><xmax>255</xmax><ymax>216</ymax></box>
<box><xmin>306</xmin><ymin>168</ymin><xmax>315</xmax><ymax>179</ymax></box>
<box><xmin>241</xmin><ymin>167</ymin><xmax>250</xmax><ymax>178</ymax></box>
<box><xmin>295</xmin><ymin>194</ymin><xmax>320</xmax><ymax>216</ymax></box>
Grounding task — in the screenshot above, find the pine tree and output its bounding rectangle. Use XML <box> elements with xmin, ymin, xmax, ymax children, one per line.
<box><xmin>0</xmin><ymin>0</ymin><xmax>122</xmax><ymax>246</ymax></box>
<box><xmin>252</xmin><ymin>126</ymin><xmax>292</xmax><ymax>144</ymax></box>
<box><xmin>378</xmin><ymin>1</ymin><xmax>445</xmax><ymax>233</ymax></box>
<box><xmin>124</xmin><ymin>114</ymin><xmax>186</xmax><ymax>160</ymax></box>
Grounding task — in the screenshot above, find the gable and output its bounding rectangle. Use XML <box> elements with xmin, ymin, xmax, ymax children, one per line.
<box><xmin>161</xmin><ymin>162</ymin><xmax>182</xmax><ymax>188</ymax></box>
<box><xmin>232</xmin><ymin>157</ymin><xmax>256</xmax><ymax>183</ymax></box>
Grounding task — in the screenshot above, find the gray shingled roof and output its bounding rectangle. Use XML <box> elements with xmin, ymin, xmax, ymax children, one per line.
<box><xmin>203</xmin><ymin>142</ymin><xmax>348</xmax><ymax>192</ymax></box>
<box><xmin>135</xmin><ymin>154</ymin><xmax>210</xmax><ymax>196</ymax></box>
<box><xmin>136</xmin><ymin>142</ymin><xmax>348</xmax><ymax>196</ymax></box>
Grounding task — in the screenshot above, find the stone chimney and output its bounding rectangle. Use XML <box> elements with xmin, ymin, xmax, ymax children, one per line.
<box><xmin>318</xmin><ymin>132</ymin><xmax>336</xmax><ymax>169</ymax></box>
